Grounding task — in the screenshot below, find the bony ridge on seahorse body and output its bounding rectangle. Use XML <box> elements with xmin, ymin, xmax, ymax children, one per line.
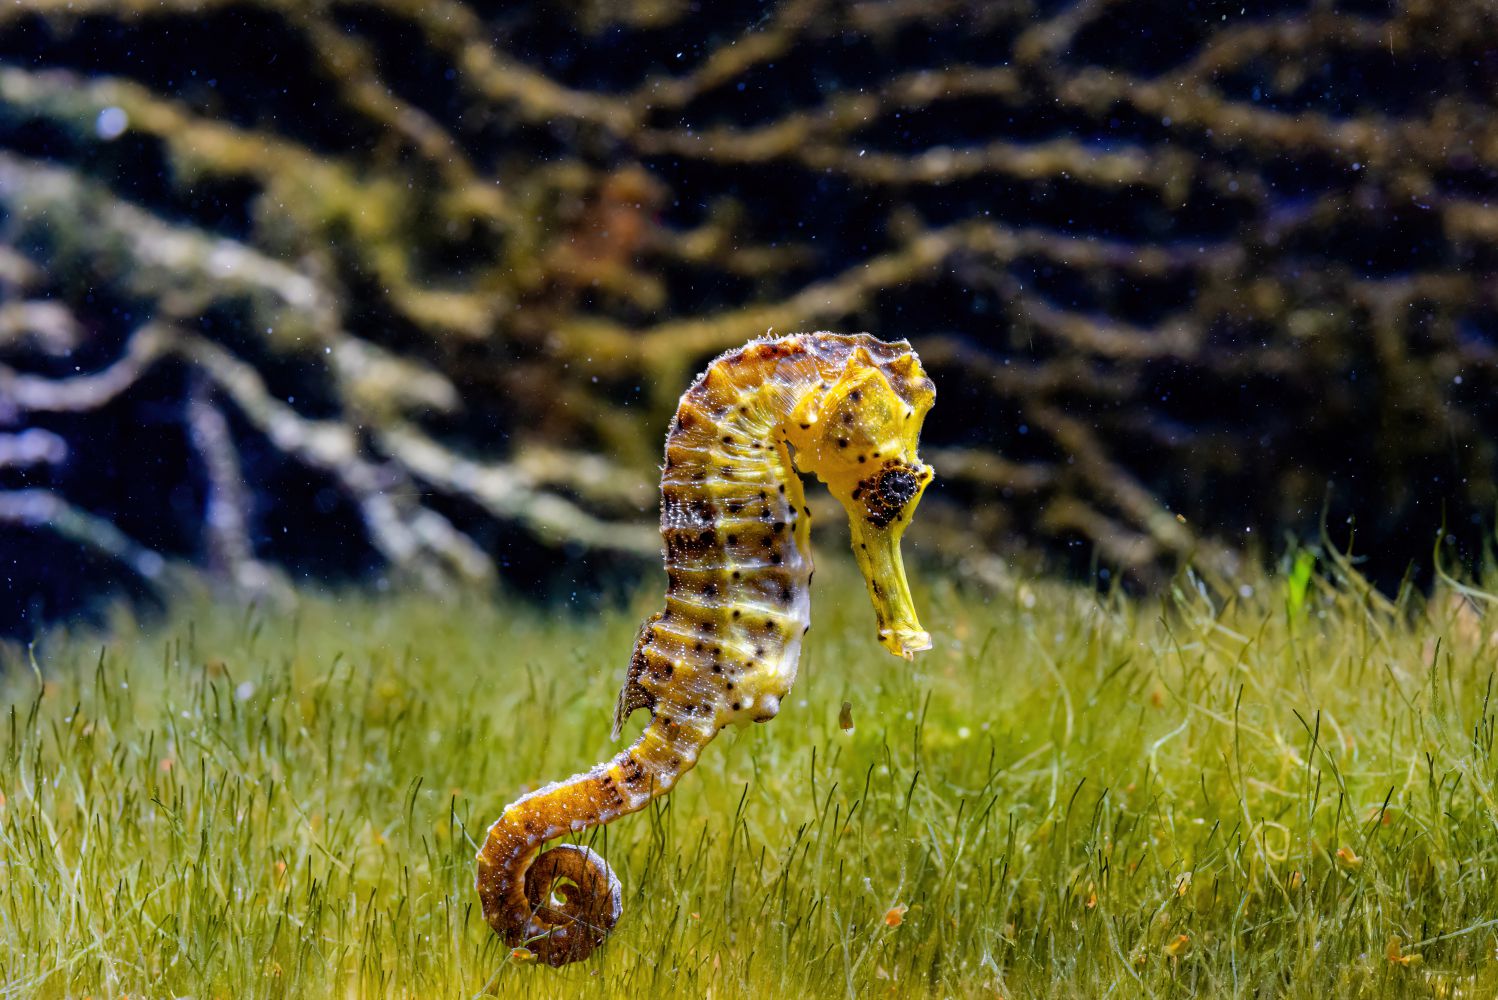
<box><xmin>475</xmin><ymin>332</ymin><xmax>936</xmax><ymax>965</ymax></box>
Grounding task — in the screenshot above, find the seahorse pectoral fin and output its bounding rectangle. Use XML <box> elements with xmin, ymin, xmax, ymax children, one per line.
<box><xmin>849</xmin><ymin>515</ymin><xmax>931</xmax><ymax>660</ymax></box>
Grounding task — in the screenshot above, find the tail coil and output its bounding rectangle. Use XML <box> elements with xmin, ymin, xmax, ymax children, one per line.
<box><xmin>476</xmin><ymin>810</ymin><xmax>623</xmax><ymax>965</ymax></box>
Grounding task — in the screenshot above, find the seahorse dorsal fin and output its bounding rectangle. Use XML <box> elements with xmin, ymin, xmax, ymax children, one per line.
<box><xmin>612</xmin><ymin>613</ymin><xmax>660</xmax><ymax>740</ymax></box>
<box><xmin>612</xmin><ymin>683</ymin><xmax>652</xmax><ymax>741</ymax></box>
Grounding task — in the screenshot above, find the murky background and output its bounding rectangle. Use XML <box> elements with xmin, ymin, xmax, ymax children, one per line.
<box><xmin>4</xmin><ymin>1</ymin><xmax>1496</xmax><ymax>633</ymax></box>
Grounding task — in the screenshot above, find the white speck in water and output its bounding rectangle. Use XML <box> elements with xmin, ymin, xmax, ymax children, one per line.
<box><xmin>235</xmin><ymin>681</ymin><xmax>255</xmax><ymax>701</ymax></box>
<box><xmin>957</xmin><ymin>726</ymin><xmax>971</xmax><ymax>740</ymax></box>
<box><xmin>1239</xmin><ymin>584</ymin><xmax>1255</xmax><ymax>599</ymax></box>
<box><xmin>96</xmin><ymin>106</ymin><xmax>129</xmax><ymax>140</ymax></box>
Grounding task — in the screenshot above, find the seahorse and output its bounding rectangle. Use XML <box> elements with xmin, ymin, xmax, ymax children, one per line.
<box><xmin>475</xmin><ymin>332</ymin><xmax>936</xmax><ymax>965</ymax></box>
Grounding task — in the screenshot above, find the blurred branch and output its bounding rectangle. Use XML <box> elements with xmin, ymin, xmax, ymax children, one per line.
<box><xmin>0</xmin><ymin>489</ymin><xmax>170</xmax><ymax>581</ymax></box>
<box><xmin>184</xmin><ymin>375</ymin><xmax>291</xmax><ymax>602</ymax></box>
<box><xmin>374</xmin><ymin>424</ymin><xmax>659</xmax><ymax>556</ymax></box>
<box><xmin>0</xmin><ymin>324</ymin><xmax>170</xmax><ymax>419</ymax></box>
<box><xmin>0</xmin><ymin>429</ymin><xmax>67</xmax><ymax>469</ymax></box>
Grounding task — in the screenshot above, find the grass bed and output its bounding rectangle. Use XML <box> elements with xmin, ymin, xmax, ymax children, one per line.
<box><xmin>3</xmin><ymin>556</ymin><xmax>1497</xmax><ymax>998</ymax></box>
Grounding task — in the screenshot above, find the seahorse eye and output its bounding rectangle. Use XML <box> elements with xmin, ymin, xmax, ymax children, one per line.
<box><xmin>877</xmin><ymin>468</ymin><xmax>919</xmax><ymax>508</ymax></box>
<box><xmin>861</xmin><ymin>464</ymin><xmax>925</xmax><ymax>528</ymax></box>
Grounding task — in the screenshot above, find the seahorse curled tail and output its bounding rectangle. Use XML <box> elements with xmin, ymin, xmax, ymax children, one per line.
<box><xmin>474</xmin><ymin>710</ymin><xmax>689</xmax><ymax>965</ymax></box>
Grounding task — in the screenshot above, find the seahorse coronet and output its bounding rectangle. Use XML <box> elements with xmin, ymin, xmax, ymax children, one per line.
<box><xmin>475</xmin><ymin>331</ymin><xmax>935</xmax><ymax>966</ymax></box>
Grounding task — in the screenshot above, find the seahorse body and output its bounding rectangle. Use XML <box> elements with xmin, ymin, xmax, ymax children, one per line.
<box><xmin>475</xmin><ymin>332</ymin><xmax>936</xmax><ymax>965</ymax></box>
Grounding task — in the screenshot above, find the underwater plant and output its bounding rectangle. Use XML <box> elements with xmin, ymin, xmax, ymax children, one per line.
<box><xmin>475</xmin><ymin>332</ymin><xmax>935</xmax><ymax>965</ymax></box>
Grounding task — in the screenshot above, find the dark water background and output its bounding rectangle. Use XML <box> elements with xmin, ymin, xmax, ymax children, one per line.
<box><xmin>3</xmin><ymin>0</ymin><xmax>1497</xmax><ymax>636</ymax></box>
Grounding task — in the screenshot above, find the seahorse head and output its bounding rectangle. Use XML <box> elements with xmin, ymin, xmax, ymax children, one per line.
<box><xmin>788</xmin><ymin>342</ymin><xmax>936</xmax><ymax>660</ymax></box>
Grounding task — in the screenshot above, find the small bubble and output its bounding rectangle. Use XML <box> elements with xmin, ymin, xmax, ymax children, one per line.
<box><xmin>96</xmin><ymin>106</ymin><xmax>129</xmax><ymax>140</ymax></box>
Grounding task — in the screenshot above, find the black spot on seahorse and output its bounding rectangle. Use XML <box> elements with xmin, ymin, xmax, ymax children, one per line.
<box><xmin>664</xmin><ymin>525</ymin><xmax>717</xmax><ymax>560</ymax></box>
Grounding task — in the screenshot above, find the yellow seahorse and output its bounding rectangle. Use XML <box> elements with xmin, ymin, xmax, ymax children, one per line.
<box><xmin>475</xmin><ymin>332</ymin><xmax>936</xmax><ymax>965</ymax></box>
